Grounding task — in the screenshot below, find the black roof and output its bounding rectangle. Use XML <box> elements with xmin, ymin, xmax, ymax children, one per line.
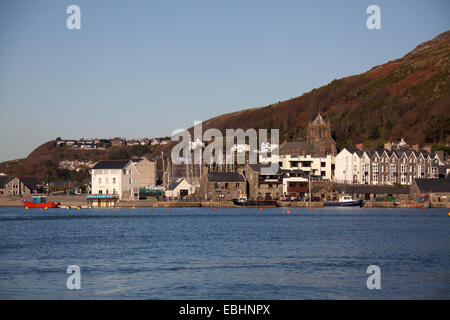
<box><xmin>414</xmin><ymin>178</ymin><xmax>450</xmax><ymax>193</ymax></box>
<box><xmin>167</xmin><ymin>178</ymin><xmax>185</xmax><ymax>191</ymax></box>
<box><xmin>92</xmin><ymin>160</ymin><xmax>130</xmax><ymax>170</ymax></box>
<box><xmin>0</xmin><ymin>176</ymin><xmax>11</xmax><ymax>188</ymax></box>
<box><xmin>333</xmin><ymin>184</ymin><xmax>410</xmax><ymax>195</ymax></box>
<box><xmin>18</xmin><ymin>177</ymin><xmax>39</xmax><ymax>191</ymax></box>
<box><xmin>207</xmin><ymin>172</ymin><xmax>245</xmax><ymax>182</ymax></box>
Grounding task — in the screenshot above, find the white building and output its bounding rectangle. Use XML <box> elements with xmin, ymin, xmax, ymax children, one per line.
<box><xmin>91</xmin><ymin>160</ymin><xmax>140</xmax><ymax>200</ymax></box>
<box><xmin>164</xmin><ymin>178</ymin><xmax>194</xmax><ymax>199</ymax></box>
<box><xmin>334</xmin><ymin>147</ymin><xmax>443</xmax><ymax>185</ymax></box>
<box><xmin>279</xmin><ymin>154</ymin><xmax>334</xmax><ymax>180</ymax></box>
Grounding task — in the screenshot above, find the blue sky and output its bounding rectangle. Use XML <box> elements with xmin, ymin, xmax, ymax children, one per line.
<box><xmin>0</xmin><ymin>0</ymin><xmax>449</xmax><ymax>162</ymax></box>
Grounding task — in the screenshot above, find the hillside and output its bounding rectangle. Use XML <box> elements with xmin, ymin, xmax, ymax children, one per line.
<box><xmin>198</xmin><ymin>31</ymin><xmax>450</xmax><ymax>148</ymax></box>
<box><xmin>1</xmin><ymin>31</ymin><xmax>449</xmax><ymax>181</ymax></box>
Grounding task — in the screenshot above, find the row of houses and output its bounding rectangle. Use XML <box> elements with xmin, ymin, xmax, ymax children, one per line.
<box><xmin>56</xmin><ymin>137</ymin><xmax>170</xmax><ymax>149</ymax></box>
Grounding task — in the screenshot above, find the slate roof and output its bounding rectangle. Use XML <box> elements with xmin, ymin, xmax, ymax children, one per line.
<box><xmin>414</xmin><ymin>178</ymin><xmax>450</xmax><ymax>193</ymax></box>
<box><xmin>207</xmin><ymin>172</ymin><xmax>245</xmax><ymax>182</ymax></box>
<box><xmin>167</xmin><ymin>178</ymin><xmax>186</xmax><ymax>191</ymax></box>
<box><xmin>92</xmin><ymin>160</ymin><xmax>130</xmax><ymax>170</ymax></box>
<box><xmin>333</xmin><ymin>184</ymin><xmax>410</xmax><ymax>195</ymax></box>
<box><xmin>279</xmin><ymin>141</ymin><xmax>307</xmax><ymax>155</ymax></box>
<box><xmin>0</xmin><ymin>176</ymin><xmax>11</xmax><ymax>188</ymax></box>
<box><xmin>18</xmin><ymin>177</ymin><xmax>39</xmax><ymax>191</ymax></box>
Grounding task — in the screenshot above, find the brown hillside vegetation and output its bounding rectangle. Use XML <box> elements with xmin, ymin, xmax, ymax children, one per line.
<box><xmin>1</xmin><ymin>31</ymin><xmax>449</xmax><ymax>181</ymax></box>
<box><xmin>198</xmin><ymin>31</ymin><xmax>450</xmax><ymax>149</ymax></box>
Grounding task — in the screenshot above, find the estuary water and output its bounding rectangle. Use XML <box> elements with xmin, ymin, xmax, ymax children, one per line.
<box><xmin>0</xmin><ymin>207</ymin><xmax>449</xmax><ymax>299</ymax></box>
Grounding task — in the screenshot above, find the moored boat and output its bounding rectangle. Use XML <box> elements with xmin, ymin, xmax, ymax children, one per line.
<box><xmin>24</xmin><ymin>196</ymin><xmax>60</xmax><ymax>208</ymax></box>
<box><xmin>324</xmin><ymin>195</ymin><xmax>363</xmax><ymax>207</ymax></box>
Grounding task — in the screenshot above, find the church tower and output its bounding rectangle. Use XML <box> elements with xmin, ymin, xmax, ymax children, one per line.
<box><xmin>306</xmin><ymin>113</ymin><xmax>337</xmax><ymax>156</ymax></box>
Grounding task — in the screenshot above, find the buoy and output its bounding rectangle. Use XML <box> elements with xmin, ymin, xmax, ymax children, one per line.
<box><xmin>77</xmin><ymin>207</ymin><xmax>80</xmax><ymax>210</ymax></box>
<box><xmin>149</xmin><ymin>208</ymin><xmax>154</xmax><ymax>212</ymax></box>
<box><xmin>132</xmin><ymin>206</ymin><xmax>136</xmax><ymax>210</ymax></box>
<box><xmin>259</xmin><ymin>207</ymin><xmax>263</xmax><ymax>210</ymax></box>
<box><xmin>448</xmin><ymin>212</ymin><xmax>450</xmax><ymax>216</ymax></box>
<box><xmin>214</xmin><ymin>208</ymin><xmax>218</xmax><ymax>211</ymax></box>
<box><xmin>25</xmin><ymin>207</ymin><xmax>28</xmax><ymax>210</ymax></box>
<box><xmin>287</xmin><ymin>210</ymin><xmax>291</xmax><ymax>214</ymax></box>
<box><xmin>310</xmin><ymin>207</ymin><xmax>314</xmax><ymax>210</ymax></box>
<box><xmin>168</xmin><ymin>208</ymin><xmax>172</xmax><ymax>211</ymax></box>
<box><xmin>282</xmin><ymin>211</ymin><xmax>285</xmax><ymax>213</ymax></box>
<box><xmin>44</xmin><ymin>207</ymin><xmax>48</xmax><ymax>210</ymax></box>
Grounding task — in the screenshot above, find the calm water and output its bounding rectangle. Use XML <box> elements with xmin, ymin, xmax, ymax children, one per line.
<box><xmin>0</xmin><ymin>207</ymin><xmax>449</xmax><ymax>299</ymax></box>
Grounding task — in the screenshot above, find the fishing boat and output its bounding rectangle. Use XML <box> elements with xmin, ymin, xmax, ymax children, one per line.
<box><xmin>233</xmin><ymin>195</ymin><xmax>278</xmax><ymax>207</ymax></box>
<box><xmin>324</xmin><ymin>195</ymin><xmax>363</xmax><ymax>207</ymax></box>
<box><xmin>24</xmin><ymin>196</ymin><xmax>60</xmax><ymax>209</ymax></box>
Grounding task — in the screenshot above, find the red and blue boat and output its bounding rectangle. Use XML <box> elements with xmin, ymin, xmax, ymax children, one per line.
<box><xmin>24</xmin><ymin>196</ymin><xmax>60</xmax><ymax>208</ymax></box>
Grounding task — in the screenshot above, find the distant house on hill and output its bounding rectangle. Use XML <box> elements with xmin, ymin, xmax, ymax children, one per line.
<box><xmin>111</xmin><ymin>137</ymin><xmax>126</xmax><ymax>147</ymax></box>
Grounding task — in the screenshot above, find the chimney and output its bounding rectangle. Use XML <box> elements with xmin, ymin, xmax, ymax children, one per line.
<box><xmin>412</xmin><ymin>144</ymin><xmax>419</xmax><ymax>152</ymax></box>
<box><xmin>384</xmin><ymin>141</ymin><xmax>392</xmax><ymax>151</ymax></box>
<box><xmin>356</xmin><ymin>143</ymin><xmax>364</xmax><ymax>151</ymax></box>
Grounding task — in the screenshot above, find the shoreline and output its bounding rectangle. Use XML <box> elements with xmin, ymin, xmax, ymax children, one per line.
<box><xmin>0</xmin><ymin>196</ymin><xmax>449</xmax><ymax>209</ymax></box>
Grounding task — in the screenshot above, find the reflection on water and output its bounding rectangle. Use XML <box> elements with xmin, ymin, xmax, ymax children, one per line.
<box><xmin>0</xmin><ymin>207</ymin><xmax>449</xmax><ymax>299</ymax></box>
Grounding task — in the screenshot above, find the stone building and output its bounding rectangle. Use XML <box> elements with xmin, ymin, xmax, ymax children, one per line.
<box><xmin>279</xmin><ymin>113</ymin><xmax>337</xmax><ymax>157</ymax></box>
<box><xmin>198</xmin><ymin>170</ymin><xmax>246</xmax><ymax>201</ymax></box>
<box><xmin>239</xmin><ymin>164</ymin><xmax>283</xmax><ymax>200</ymax></box>
<box><xmin>311</xmin><ymin>184</ymin><xmax>410</xmax><ymax>201</ymax></box>
<box><xmin>410</xmin><ymin>178</ymin><xmax>450</xmax><ymax>204</ymax></box>
<box><xmin>133</xmin><ymin>158</ymin><xmax>157</xmax><ymax>188</ymax></box>
<box><xmin>306</xmin><ymin>113</ymin><xmax>337</xmax><ymax>156</ymax></box>
<box><xmin>4</xmin><ymin>177</ymin><xmax>39</xmax><ymax>196</ymax></box>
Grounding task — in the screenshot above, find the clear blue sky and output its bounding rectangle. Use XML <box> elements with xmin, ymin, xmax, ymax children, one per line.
<box><xmin>0</xmin><ymin>0</ymin><xmax>449</xmax><ymax>162</ymax></box>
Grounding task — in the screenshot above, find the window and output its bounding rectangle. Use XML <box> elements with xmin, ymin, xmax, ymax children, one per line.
<box><xmin>401</xmin><ymin>174</ymin><xmax>407</xmax><ymax>185</ymax></box>
<box><xmin>98</xmin><ymin>178</ymin><xmax>102</xmax><ymax>184</ymax></box>
<box><xmin>112</xmin><ymin>178</ymin><xmax>116</xmax><ymax>184</ymax></box>
<box><xmin>373</xmin><ymin>173</ymin><xmax>378</xmax><ymax>183</ymax></box>
<box><xmin>390</xmin><ymin>174</ymin><xmax>395</xmax><ymax>183</ymax></box>
<box><xmin>372</xmin><ymin>163</ymin><xmax>378</xmax><ymax>172</ymax></box>
<box><xmin>214</xmin><ymin>183</ymin><xmax>218</xmax><ymax>189</ymax></box>
<box><xmin>390</xmin><ymin>164</ymin><xmax>396</xmax><ymax>172</ymax></box>
<box><xmin>401</xmin><ymin>164</ymin><xmax>406</xmax><ymax>173</ymax></box>
<box><xmin>129</xmin><ymin>177</ymin><xmax>132</xmax><ymax>184</ymax></box>
<box><xmin>236</xmin><ymin>183</ymin><xmax>240</xmax><ymax>188</ymax></box>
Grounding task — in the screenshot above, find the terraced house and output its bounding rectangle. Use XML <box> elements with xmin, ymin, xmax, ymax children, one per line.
<box><xmin>335</xmin><ymin>147</ymin><xmax>444</xmax><ymax>185</ymax></box>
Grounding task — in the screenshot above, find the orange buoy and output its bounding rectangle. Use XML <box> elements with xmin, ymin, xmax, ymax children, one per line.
<box><xmin>214</xmin><ymin>208</ymin><xmax>218</xmax><ymax>210</ymax></box>
<box><xmin>149</xmin><ymin>208</ymin><xmax>154</xmax><ymax>212</ymax></box>
<box><xmin>168</xmin><ymin>208</ymin><xmax>172</xmax><ymax>211</ymax></box>
<box><xmin>282</xmin><ymin>210</ymin><xmax>285</xmax><ymax>213</ymax></box>
<box><xmin>259</xmin><ymin>207</ymin><xmax>263</xmax><ymax>210</ymax></box>
<box><xmin>286</xmin><ymin>210</ymin><xmax>291</xmax><ymax>214</ymax></box>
